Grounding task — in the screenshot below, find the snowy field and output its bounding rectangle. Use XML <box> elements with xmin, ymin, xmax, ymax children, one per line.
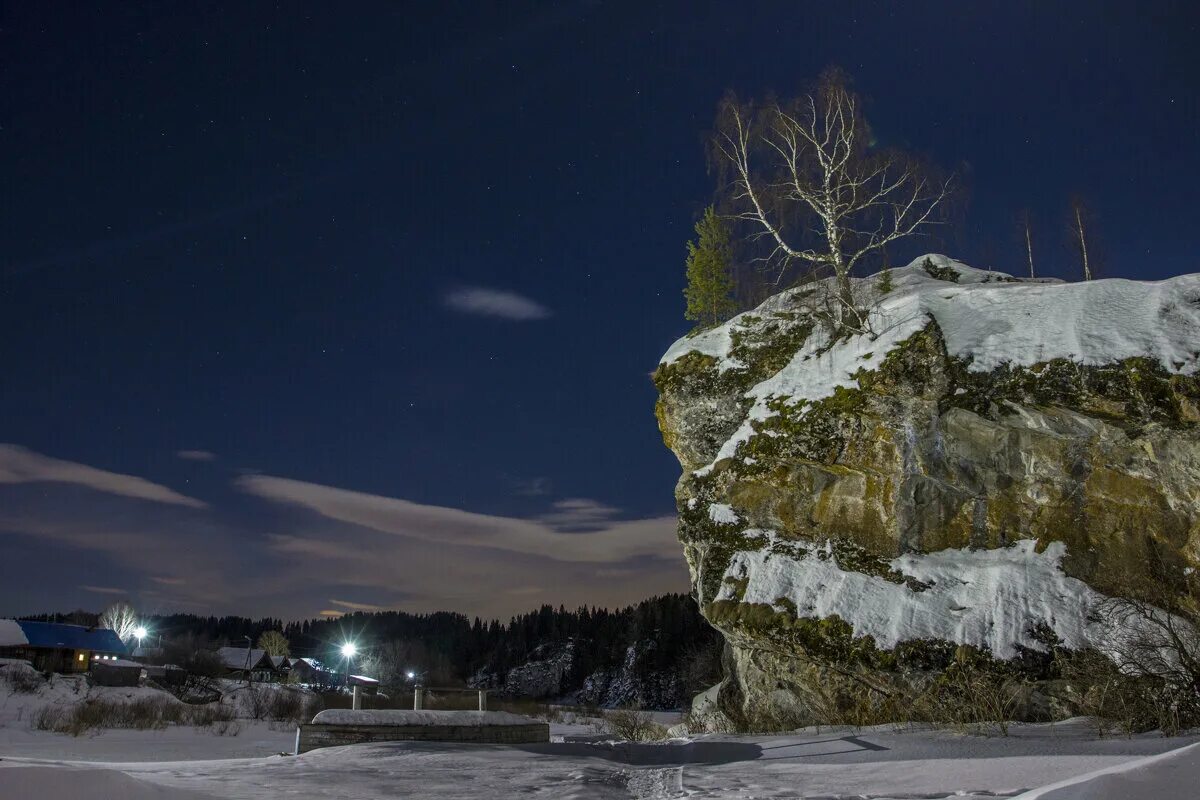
<box><xmin>2</xmin><ymin>715</ymin><xmax>1197</xmax><ymax>799</ymax></box>
<box><xmin>3</xmin><ymin>659</ymin><xmax>1197</xmax><ymax>799</ymax></box>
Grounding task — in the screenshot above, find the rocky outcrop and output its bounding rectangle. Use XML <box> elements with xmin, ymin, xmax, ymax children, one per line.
<box><xmin>470</xmin><ymin>640</ymin><xmax>689</xmax><ymax>709</ymax></box>
<box><xmin>655</xmin><ymin>256</ymin><xmax>1200</xmax><ymax>729</ymax></box>
<box><xmin>470</xmin><ymin>642</ymin><xmax>574</xmax><ymax>699</ymax></box>
<box><xmin>574</xmin><ymin>641</ymin><xmax>685</xmax><ymax>710</ymax></box>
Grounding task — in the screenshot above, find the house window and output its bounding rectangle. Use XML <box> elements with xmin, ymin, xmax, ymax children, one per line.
<box><xmin>77</xmin><ymin>653</ymin><xmax>85</xmax><ymax>662</ymax></box>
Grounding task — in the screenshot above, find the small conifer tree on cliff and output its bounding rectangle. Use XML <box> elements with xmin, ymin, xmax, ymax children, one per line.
<box><xmin>684</xmin><ymin>206</ymin><xmax>737</xmax><ymax>328</ymax></box>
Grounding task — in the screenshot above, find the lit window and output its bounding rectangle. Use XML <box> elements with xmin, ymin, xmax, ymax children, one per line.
<box><xmin>77</xmin><ymin>654</ymin><xmax>85</xmax><ymax>662</ymax></box>
<box><xmin>93</xmin><ymin>654</ymin><xmax>99</xmax><ymax>660</ymax></box>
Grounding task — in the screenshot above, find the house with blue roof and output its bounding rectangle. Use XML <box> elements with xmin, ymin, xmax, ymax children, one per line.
<box><xmin>0</xmin><ymin>619</ymin><xmax>126</xmax><ymax>673</ymax></box>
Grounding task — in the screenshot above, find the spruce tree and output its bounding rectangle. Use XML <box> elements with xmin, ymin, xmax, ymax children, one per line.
<box><xmin>875</xmin><ymin>265</ymin><xmax>893</xmax><ymax>295</ymax></box>
<box><xmin>684</xmin><ymin>206</ymin><xmax>737</xmax><ymax>328</ymax></box>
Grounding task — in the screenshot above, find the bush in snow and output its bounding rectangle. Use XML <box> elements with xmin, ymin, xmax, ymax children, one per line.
<box><xmin>0</xmin><ymin>660</ymin><xmax>43</xmax><ymax>694</ymax></box>
<box><xmin>30</xmin><ymin>696</ymin><xmax>244</xmax><ymax>737</ymax></box>
<box><xmin>594</xmin><ymin>708</ymin><xmax>668</xmax><ymax>742</ymax></box>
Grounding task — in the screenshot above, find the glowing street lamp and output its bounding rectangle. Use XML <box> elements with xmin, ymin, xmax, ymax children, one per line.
<box><xmin>340</xmin><ymin>642</ymin><xmax>357</xmax><ymax>693</ymax></box>
<box><xmin>132</xmin><ymin>626</ymin><xmax>148</xmax><ymax>657</ymax></box>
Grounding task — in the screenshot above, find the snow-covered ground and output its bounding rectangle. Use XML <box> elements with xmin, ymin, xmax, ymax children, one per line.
<box><xmin>4</xmin><ymin>660</ymin><xmax>1198</xmax><ymax>798</ymax></box>
<box><xmin>0</xmin><ymin>721</ymin><xmax>296</xmax><ymax>762</ymax></box>
<box><xmin>2</xmin><ymin>715</ymin><xmax>1197</xmax><ymax>799</ymax></box>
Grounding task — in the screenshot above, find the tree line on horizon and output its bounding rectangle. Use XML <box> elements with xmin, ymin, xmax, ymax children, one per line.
<box><xmin>21</xmin><ymin>592</ymin><xmax>722</xmax><ymax>703</ymax></box>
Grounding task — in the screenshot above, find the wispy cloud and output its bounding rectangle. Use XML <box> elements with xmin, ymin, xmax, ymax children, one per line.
<box><xmin>537</xmin><ymin>498</ymin><xmax>621</xmax><ymax>533</ymax></box>
<box><xmin>329</xmin><ymin>598</ymin><xmax>392</xmax><ymax>612</ymax></box>
<box><xmin>176</xmin><ymin>450</ymin><xmax>216</xmax><ymax>462</ymax></box>
<box><xmin>79</xmin><ymin>585</ymin><xmax>127</xmax><ymax>595</ymax></box>
<box><xmin>0</xmin><ymin>444</ymin><xmax>206</xmax><ymax>508</ymax></box>
<box><xmin>0</xmin><ymin>460</ymin><xmax>688</xmax><ymax>620</ymax></box>
<box><xmin>237</xmin><ymin>475</ymin><xmax>677</xmax><ymax>563</ymax></box>
<box><xmin>443</xmin><ymin>287</ymin><xmax>551</xmax><ymax>320</ymax></box>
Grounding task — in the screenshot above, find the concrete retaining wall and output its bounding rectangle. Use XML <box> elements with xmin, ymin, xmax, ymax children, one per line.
<box><xmin>296</xmin><ymin>722</ymin><xmax>550</xmax><ymax>753</ymax></box>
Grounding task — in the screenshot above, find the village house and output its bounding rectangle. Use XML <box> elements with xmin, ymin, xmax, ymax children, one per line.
<box><xmin>0</xmin><ymin>619</ymin><xmax>126</xmax><ymax>673</ymax></box>
<box><xmin>289</xmin><ymin>656</ymin><xmax>333</xmax><ymax>687</ymax></box>
<box><xmin>216</xmin><ymin>646</ymin><xmax>288</xmax><ymax>683</ymax></box>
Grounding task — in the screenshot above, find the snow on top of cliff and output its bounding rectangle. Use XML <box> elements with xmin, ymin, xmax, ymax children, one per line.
<box><xmin>716</xmin><ymin>533</ymin><xmax>1131</xmax><ymax>659</ymax></box>
<box><xmin>659</xmin><ymin>283</ymin><xmax>815</xmax><ymax>371</ymax></box>
<box><xmin>665</xmin><ymin>254</ymin><xmax>1200</xmax><ymax>474</ymax></box>
<box><xmin>664</xmin><ymin>254</ymin><xmax>1200</xmax><ymax>376</ymax></box>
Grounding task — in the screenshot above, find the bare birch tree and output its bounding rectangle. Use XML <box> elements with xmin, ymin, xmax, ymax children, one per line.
<box><xmin>99</xmin><ymin>602</ymin><xmax>139</xmax><ymax>644</ymax></box>
<box><xmin>256</xmin><ymin>630</ymin><xmax>290</xmax><ymax>658</ymax></box>
<box><xmin>712</xmin><ymin>68</ymin><xmax>954</xmax><ymax>331</ymax></box>
<box><xmin>1017</xmin><ymin>208</ymin><xmax>1035</xmax><ymax>278</ymax></box>
<box><xmin>1078</xmin><ymin>546</ymin><xmax>1200</xmax><ymax>732</ymax></box>
<box><xmin>1069</xmin><ymin>196</ymin><xmax>1094</xmax><ymax>281</ymax></box>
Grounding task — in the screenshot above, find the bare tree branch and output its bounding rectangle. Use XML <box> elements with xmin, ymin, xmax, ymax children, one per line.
<box><xmin>713</xmin><ymin>69</ymin><xmax>955</xmax><ymax>331</ymax></box>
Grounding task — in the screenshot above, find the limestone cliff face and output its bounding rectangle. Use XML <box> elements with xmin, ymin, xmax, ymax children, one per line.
<box><xmin>655</xmin><ymin>256</ymin><xmax>1200</xmax><ymax>729</ymax></box>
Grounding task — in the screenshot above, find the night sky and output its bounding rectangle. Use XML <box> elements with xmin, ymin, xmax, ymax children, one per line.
<box><xmin>2</xmin><ymin>2</ymin><xmax>1197</xmax><ymax>621</ymax></box>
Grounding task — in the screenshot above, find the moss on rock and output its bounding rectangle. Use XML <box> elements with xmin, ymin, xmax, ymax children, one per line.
<box><xmin>657</xmin><ymin>274</ymin><xmax>1200</xmax><ymax>728</ymax></box>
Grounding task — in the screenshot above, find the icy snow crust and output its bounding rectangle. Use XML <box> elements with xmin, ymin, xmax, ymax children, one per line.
<box><xmin>717</xmin><ymin>533</ymin><xmax>1129</xmax><ymax>659</ymax></box>
<box><xmin>310</xmin><ymin>709</ymin><xmax>539</xmax><ymax>727</ymax></box>
<box><xmin>661</xmin><ymin>255</ymin><xmax>1200</xmax><ymax>475</ymax></box>
<box><xmin>2</xmin><ymin>718</ymin><xmax>1196</xmax><ymax>800</ymax></box>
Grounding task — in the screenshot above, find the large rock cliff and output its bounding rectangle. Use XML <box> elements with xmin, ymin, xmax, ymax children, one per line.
<box><xmin>655</xmin><ymin>255</ymin><xmax>1200</xmax><ymax>729</ymax></box>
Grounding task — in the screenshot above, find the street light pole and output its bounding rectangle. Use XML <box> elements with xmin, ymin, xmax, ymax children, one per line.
<box><xmin>340</xmin><ymin>642</ymin><xmax>357</xmax><ymax>700</ymax></box>
<box><xmin>244</xmin><ymin>635</ymin><xmax>253</xmax><ymax>687</ymax></box>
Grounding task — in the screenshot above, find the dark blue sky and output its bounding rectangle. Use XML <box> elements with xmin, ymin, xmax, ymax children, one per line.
<box><xmin>2</xmin><ymin>1</ymin><xmax>1197</xmax><ymax>620</ymax></box>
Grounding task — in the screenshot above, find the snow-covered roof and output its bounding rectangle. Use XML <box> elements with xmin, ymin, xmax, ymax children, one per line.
<box><xmin>311</xmin><ymin>709</ymin><xmax>539</xmax><ymax>727</ymax></box>
<box><xmin>0</xmin><ymin>619</ymin><xmax>26</xmax><ymax>647</ymax></box>
<box><xmin>215</xmin><ymin>647</ymin><xmax>274</xmax><ymax>670</ymax></box>
<box><xmin>0</xmin><ymin>620</ymin><xmax>126</xmax><ymax>653</ymax></box>
<box><xmin>291</xmin><ymin>657</ymin><xmax>327</xmax><ymax>673</ymax></box>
